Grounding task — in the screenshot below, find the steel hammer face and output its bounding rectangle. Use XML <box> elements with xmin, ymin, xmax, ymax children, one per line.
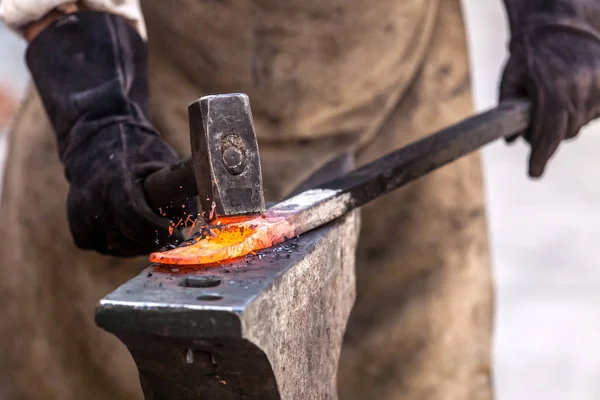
<box><xmin>188</xmin><ymin>94</ymin><xmax>265</xmax><ymax>223</ymax></box>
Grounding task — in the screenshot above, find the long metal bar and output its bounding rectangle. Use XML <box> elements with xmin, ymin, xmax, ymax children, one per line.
<box><xmin>148</xmin><ymin>100</ymin><xmax>531</xmax><ymax>266</ymax></box>
<box><xmin>269</xmin><ymin>100</ymin><xmax>531</xmax><ymax>234</ymax></box>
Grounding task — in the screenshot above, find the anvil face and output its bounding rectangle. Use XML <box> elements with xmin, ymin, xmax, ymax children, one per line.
<box><xmin>96</xmin><ymin>212</ymin><xmax>359</xmax><ymax>400</ymax></box>
<box><xmin>98</xmin><ymin>237</ymin><xmax>306</xmax><ymax>339</ymax></box>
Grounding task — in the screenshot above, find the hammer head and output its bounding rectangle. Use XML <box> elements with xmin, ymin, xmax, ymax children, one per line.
<box><xmin>189</xmin><ymin>94</ymin><xmax>265</xmax><ymax>223</ymax></box>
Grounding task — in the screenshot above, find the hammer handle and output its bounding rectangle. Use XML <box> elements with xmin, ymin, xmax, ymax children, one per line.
<box><xmin>142</xmin><ymin>157</ymin><xmax>197</xmax><ymax>212</ymax></box>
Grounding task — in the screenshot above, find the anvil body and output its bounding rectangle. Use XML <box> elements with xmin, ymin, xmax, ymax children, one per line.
<box><xmin>96</xmin><ymin>212</ymin><xmax>359</xmax><ymax>399</ymax></box>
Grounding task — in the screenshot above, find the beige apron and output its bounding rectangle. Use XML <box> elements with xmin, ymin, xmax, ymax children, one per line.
<box><xmin>0</xmin><ymin>0</ymin><xmax>493</xmax><ymax>398</ymax></box>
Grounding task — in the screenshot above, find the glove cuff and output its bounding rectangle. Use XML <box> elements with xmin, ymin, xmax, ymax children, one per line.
<box><xmin>510</xmin><ymin>15</ymin><xmax>600</xmax><ymax>51</ymax></box>
<box><xmin>26</xmin><ymin>11</ymin><xmax>151</xmax><ymax>164</ymax></box>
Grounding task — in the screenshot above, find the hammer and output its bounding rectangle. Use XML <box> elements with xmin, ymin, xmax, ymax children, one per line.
<box><xmin>142</xmin><ymin>93</ymin><xmax>265</xmax><ymax>222</ymax></box>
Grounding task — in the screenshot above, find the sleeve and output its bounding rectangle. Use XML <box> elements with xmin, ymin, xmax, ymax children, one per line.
<box><xmin>0</xmin><ymin>0</ymin><xmax>146</xmax><ymax>39</ymax></box>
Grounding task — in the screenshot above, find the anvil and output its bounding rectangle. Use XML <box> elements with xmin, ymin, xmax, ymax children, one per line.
<box><xmin>96</xmin><ymin>212</ymin><xmax>359</xmax><ymax>399</ymax></box>
<box><xmin>96</xmin><ymin>95</ymin><xmax>531</xmax><ymax>399</ymax></box>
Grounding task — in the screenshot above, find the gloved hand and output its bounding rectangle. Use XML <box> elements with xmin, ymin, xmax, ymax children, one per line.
<box><xmin>25</xmin><ymin>11</ymin><xmax>196</xmax><ymax>257</ymax></box>
<box><xmin>0</xmin><ymin>0</ymin><xmax>146</xmax><ymax>39</ymax></box>
<box><xmin>500</xmin><ymin>0</ymin><xmax>600</xmax><ymax>177</ymax></box>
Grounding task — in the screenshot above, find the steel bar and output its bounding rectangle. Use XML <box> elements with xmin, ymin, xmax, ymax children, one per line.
<box><xmin>270</xmin><ymin>100</ymin><xmax>531</xmax><ymax>235</ymax></box>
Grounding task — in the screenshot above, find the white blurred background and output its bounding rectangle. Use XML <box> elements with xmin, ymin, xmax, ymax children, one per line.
<box><xmin>465</xmin><ymin>1</ymin><xmax>600</xmax><ymax>399</ymax></box>
<box><xmin>1</xmin><ymin>1</ymin><xmax>600</xmax><ymax>399</ymax></box>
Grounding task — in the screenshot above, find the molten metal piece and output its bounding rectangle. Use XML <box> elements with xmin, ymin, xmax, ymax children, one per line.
<box><xmin>150</xmin><ymin>187</ymin><xmax>346</xmax><ymax>267</ymax></box>
<box><xmin>149</xmin><ymin>214</ymin><xmax>297</xmax><ymax>266</ymax></box>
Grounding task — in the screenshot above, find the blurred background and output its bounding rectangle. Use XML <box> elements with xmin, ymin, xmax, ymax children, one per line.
<box><xmin>466</xmin><ymin>1</ymin><xmax>600</xmax><ymax>399</ymax></box>
<box><xmin>1</xmin><ymin>1</ymin><xmax>599</xmax><ymax>399</ymax></box>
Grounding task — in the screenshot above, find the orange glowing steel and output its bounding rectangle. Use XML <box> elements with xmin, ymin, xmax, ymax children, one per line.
<box><xmin>149</xmin><ymin>214</ymin><xmax>297</xmax><ymax>266</ymax></box>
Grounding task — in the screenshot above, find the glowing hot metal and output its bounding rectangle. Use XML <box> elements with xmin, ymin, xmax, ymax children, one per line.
<box><xmin>150</xmin><ymin>189</ymin><xmax>345</xmax><ymax>265</ymax></box>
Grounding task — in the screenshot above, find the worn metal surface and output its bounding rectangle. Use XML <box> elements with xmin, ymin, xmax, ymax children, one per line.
<box><xmin>142</xmin><ymin>93</ymin><xmax>265</xmax><ymax>220</ymax></box>
<box><xmin>96</xmin><ymin>211</ymin><xmax>359</xmax><ymax>399</ymax></box>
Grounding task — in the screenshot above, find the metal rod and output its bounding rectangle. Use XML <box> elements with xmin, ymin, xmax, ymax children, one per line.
<box><xmin>326</xmin><ymin>100</ymin><xmax>530</xmax><ymax>206</ymax></box>
<box><xmin>270</xmin><ymin>100</ymin><xmax>532</xmax><ymax>235</ymax></box>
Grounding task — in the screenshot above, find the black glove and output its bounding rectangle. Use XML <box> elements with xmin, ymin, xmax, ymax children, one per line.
<box><xmin>501</xmin><ymin>0</ymin><xmax>600</xmax><ymax>177</ymax></box>
<box><xmin>26</xmin><ymin>11</ymin><xmax>196</xmax><ymax>257</ymax></box>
